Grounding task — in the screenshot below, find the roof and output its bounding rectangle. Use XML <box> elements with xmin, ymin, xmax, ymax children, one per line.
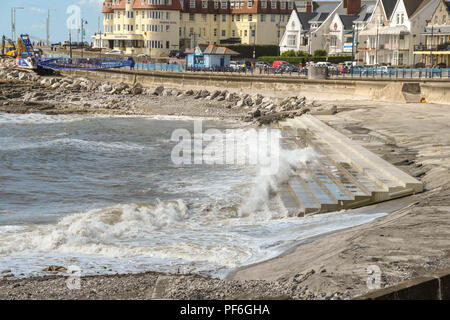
<box><xmin>403</xmin><ymin>0</ymin><xmax>427</xmax><ymax>17</ymax></box>
<box><xmin>381</xmin><ymin>0</ymin><xmax>397</xmax><ymax>19</ymax></box>
<box><xmin>297</xmin><ymin>12</ymin><xmax>319</xmax><ymax>30</ymax></box>
<box><xmin>315</xmin><ymin>2</ymin><xmax>341</xmax><ymax>13</ymax></box>
<box><xmin>185</xmin><ymin>44</ymin><xmax>240</xmax><ymax>55</ymax></box>
<box><xmin>339</xmin><ymin>14</ymin><xmax>360</xmax><ymax>30</ymax></box>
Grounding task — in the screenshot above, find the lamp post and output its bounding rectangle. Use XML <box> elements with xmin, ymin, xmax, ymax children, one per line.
<box><xmin>425</xmin><ymin>25</ymin><xmax>441</xmax><ymax>67</ymax></box>
<box><xmin>251</xmin><ymin>24</ymin><xmax>256</xmax><ymax>59</ymax></box>
<box><xmin>80</xmin><ymin>18</ymin><xmax>88</xmax><ymax>58</ymax></box>
<box><xmin>11</xmin><ymin>7</ymin><xmax>24</xmax><ymax>40</ymax></box>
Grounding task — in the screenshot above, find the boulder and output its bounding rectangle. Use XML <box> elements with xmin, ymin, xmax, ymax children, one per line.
<box><xmin>130</xmin><ymin>83</ymin><xmax>143</xmax><ymax>95</ymax></box>
<box><xmin>153</xmin><ymin>86</ymin><xmax>165</xmax><ymax>95</ymax></box>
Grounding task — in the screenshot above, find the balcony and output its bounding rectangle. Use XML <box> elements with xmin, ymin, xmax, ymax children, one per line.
<box><xmin>414</xmin><ymin>43</ymin><xmax>450</xmax><ymax>51</ymax></box>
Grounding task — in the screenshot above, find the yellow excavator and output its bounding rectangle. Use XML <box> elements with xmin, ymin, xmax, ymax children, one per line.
<box><xmin>1</xmin><ymin>35</ymin><xmax>26</xmax><ymax>57</ymax></box>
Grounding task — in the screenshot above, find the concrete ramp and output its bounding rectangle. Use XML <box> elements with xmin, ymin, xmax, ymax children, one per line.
<box><xmin>277</xmin><ymin>115</ymin><xmax>423</xmax><ymax>215</ymax></box>
<box><xmin>372</xmin><ymin>82</ymin><xmax>421</xmax><ymax>103</ymax></box>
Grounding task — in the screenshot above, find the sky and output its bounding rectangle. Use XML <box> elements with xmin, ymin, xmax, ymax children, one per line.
<box><xmin>0</xmin><ymin>0</ymin><xmax>104</xmax><ymax>43</ymax></box>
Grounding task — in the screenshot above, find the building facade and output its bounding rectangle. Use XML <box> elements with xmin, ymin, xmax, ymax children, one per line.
<box><xmin>413</xmin><ymin>0</ymin><xmax>450</xmax><ymax>67</ymax></box>
<box><xmin>279</xmin><ymin>0</ymin><xmax>373</xmax><ymax>55</ymax></box>
<box><xmin>179</xmin><ymin>0</ymin><xmax>293</xmax><ymax>48</ymax></box>
<box><xmin>96</xmin><ymin>0</ymin><xmax>294</xmax><ymax>56</ymax></box>
<box><xmin>358</xmin><ymin>0</ymin><xmax>440</xmax><ymax>66</ymax></box>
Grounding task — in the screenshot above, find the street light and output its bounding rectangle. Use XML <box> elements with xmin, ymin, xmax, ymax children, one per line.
<box><xmin>424</xmin><ymin>24</ymin><xmax>441</xmax><ymax>67</ymax></box>
<box><xmin>11</xmin><ymin>7</ymin><xmax>24</xmax><ymax>40</ymax></box>
<box><xmin>80</xmin><ymin>19</ymin><xmax>88</xmax><ymax>58</ymax></box>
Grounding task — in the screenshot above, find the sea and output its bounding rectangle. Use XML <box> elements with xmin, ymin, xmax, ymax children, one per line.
<box><xmin>0</xmin><ymin>112</ymin><xmax>387</xmax><ymax>278</ymax></box>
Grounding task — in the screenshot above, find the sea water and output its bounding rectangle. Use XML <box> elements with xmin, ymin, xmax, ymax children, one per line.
<box><xmin>0</xmin><ymin>113</ymin><xmax>386</xmax><ymax>278</ymax></box>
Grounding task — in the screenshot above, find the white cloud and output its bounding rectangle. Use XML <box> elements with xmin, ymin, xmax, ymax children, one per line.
<box><xmin>77</xmin><ymin>0</ymin><xmax>103</xmax><ymax>8</ymax></box>
<box><xmin>29</xmin><ymin>7</ymin><xmax>46</xmax><ymax>15</ymax></box>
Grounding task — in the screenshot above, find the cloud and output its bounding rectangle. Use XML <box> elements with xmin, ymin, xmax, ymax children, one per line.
<box><xmin>77</xmin><ymin>0</ymin><xmax>104</xmax><ymax>8</ymax></box>
<box><xmin>32</xmin><ymin>24</ymin><xmax>46</xmax><ymax>30</ymax></box>
<box><xmin>29</xmin><ymin>7</ymin><xmax>46</xmax><ymax>15</ymax></box>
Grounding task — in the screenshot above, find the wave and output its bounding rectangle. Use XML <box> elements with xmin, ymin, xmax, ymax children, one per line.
<box><xmin>0</xmin><ymin>137</ymin><xmax>154</xmax><ymax>152</ymax></box>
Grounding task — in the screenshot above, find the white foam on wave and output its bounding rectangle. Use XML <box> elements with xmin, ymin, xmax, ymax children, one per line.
<box><xmin>0</xmin><ymin>112</ymin><xmax>104</xmax><ymax>125</ymax></box>
<box><xmin>1</xmin><ymin>137</ymin><xmax>154</xmax><ymax>152</ymax></box>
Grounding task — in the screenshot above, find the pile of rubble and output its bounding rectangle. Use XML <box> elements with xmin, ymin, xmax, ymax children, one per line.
<box><xmin>0</xmin><ymin>57</ymin><xmax>337</xmax><ymax>124</ymax></box>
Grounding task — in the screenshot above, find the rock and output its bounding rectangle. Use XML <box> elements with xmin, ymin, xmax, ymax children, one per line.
<box><xmin>42</xmin><ymin>266</ymin><xmax>68</xmax><ymax>272</ymax></box>
<box><xmin>252</xmin><ymin>108</ymin><xmax>261</xmax><ymax>118</ymax></box>
<box><xmin>51</xmin><ymin>82</ymin><xmax>60</xmax><ymax>89</ymax></box>
<box><xmin>209</xmin><ymin>90</ymin><xmax>221</xmax><ymax>100</ymax></box>
<box><xmin>311</xmin><ymin>104</ymin><xmax>337</xmax><ymax>115</ymax></box>
<box><xmin>130</xmin><ymin>83</ymin><xmax>143</xmax><ymax>95</ymax></box>
<box><xmin>153</xmin><ymin>86</ymin><xmax>164</xmax><ymax>96</ymax></box>
<box><xmin>100</xmin><ymin>84</ymin><xmax>113</xmax><ymax>93</ymax></box>
<box><xmin>184</xmin><ymin>89</ymin><xmax>194</xmax><ymax>96</ymax></box>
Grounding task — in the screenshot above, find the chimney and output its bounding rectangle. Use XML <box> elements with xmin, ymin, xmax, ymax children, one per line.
<box><xmin>306</xmin><ymin>0</ymin><xmax>312</xmax><ymax>12</ymax></box>
<box><xmin>344</xmin><ymin>0</ymin><xmax>361</xmax><ymax>15</ymax></box>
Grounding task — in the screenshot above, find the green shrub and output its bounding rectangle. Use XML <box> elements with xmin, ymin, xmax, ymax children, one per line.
<box><xmin>222</xmin><ymin>45</ymin><xmax>278</xmax><ymax>58</ymax></box>
<box><xmin>313</xmin><ymin>49</ymin><xmax>327</xmax><ymax>57</ymax></box>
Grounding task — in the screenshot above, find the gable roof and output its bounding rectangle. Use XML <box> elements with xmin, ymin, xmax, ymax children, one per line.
<box><xmin>297</xmin><ymin>12</ymin><xmax>321</xmax><ymax>30</ymax></box>
<box><xmin>185</xmin><ymin>44</ymin><xmax>239</xmax><ymax>55</ymax></box>
<box><xmin>339</xmin><ymin>14</ymin><xmax>360</xmax><ymax>29</ymax></box>
<box><xmin>381</xmin><ymin>0</ymin><xmax>397</xmax><ymax>19</ymax></box>
<box><xmin>403</xmin><ymin>0</ymin><xmax>427</xmax><ymax>17</ymax></box>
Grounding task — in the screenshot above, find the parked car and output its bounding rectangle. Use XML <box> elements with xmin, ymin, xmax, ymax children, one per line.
<box><xmin>255</xmin><ymin>61</ymin><xmax>270</xmax><ymax>68</ymax></box>
<box><xmin>272</xmin><ymin>60</ymin><xmax>288</xmax><ymax>68</ymax></box>
<box><xmin>106</xmin><ymin>49</ymin><xmax>123</xmax><ymax>55</ymax></box>
<box><xmin>237</xmin><ymin>60</ymin><xmax>252</xmax><ymax>69</ymax></box>
<box><xmin>275</xmin><ymin>63</ymin><xmax>300</xmax><ymax>74</ymax></box>
<box><xmin>169</xmin><ymin>50</ymin><xmax>178</xmax><ymax>57</ymax></box>
<box><xmin>229</xmin><ymin>61</ymin><xmax>239</xmax><ymax>70</ymax></box>
<box><xmin>176</xmin><ymin>52</ymin><xmax>186</xmax><ymax>59</ymax></box>
<box><xmin>137</xmin><ymin>54</ymin><xmax>151</xmax><ymax>58</ymax></box>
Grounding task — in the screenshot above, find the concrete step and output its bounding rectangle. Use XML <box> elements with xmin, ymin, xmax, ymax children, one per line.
<box><xmin>303</xmin><ymin>115</ymin><xmax>423</xmax><ymax>193</ymax></box>
<box><xmin>276</xmin><ymin>114</ymin><xmax>423</xmax><ymax>215</ymax></box>
<box><xmin>294</xmin><ymin>116</ymin><xmax>412</xmax><ymax>196</ymax></box>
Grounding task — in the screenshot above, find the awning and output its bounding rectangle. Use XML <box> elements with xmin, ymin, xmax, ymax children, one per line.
<box><xmin>95</xmin><ymin>34</ymin><xmax>145</xmax><ymax>41</ymax></box>
<box><xmin>359</xmin><ymin>25</ymin><xmax>409</xmax><ymax>36</ymax></box>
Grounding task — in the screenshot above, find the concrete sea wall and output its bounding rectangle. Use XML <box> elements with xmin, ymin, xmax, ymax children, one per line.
<box><xmin>62</xmin><ymin>69</ymin><xmax>450</xmax><ymax>105</ymax></box>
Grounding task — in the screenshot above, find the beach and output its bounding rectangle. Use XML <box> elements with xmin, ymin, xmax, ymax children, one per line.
<box><xmin>0</xmin><ymin>57</ymin><xmax>449</xmax><ymax>300</ymax></box>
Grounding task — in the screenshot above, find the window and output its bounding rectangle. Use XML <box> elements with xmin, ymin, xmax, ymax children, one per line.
<box><xmin>214</xmin><ymin>28</ymin><xmax>217</xmax><ymax>36</ymax></box>
<box><xmin>202</xmin><ymin>13</ymin><xmax>207</xmax><ymax>21</ymax></box>
<box><xmin>166</xmin><ymin>25</ymin><xmax>170</xmax><ymax>32</ymax></box>
<box><xmin>222</xmin><ymin>14</ymin><xmax>226</xmax><ymax>22</ymax></box>
<box><xmin>288</xmin><ymin>1</ymin><xmax>293</xmax><ymax>9</ymax></box>
<box><xmin>166</xmin><ymin>41</ymin><xmax>170</xmax><ymax>49</ymax></box>
<box><xmin>167</xmin><ymin>0</ymin><xmax>172</xmax><ymax>4</ymax></box>
<box><xmin>214</xmin><ymin>1</ymin><xmax>219</xmax><ymax>9</ymax></box>
<box><xmin>214</xmin><ymin>14</ymin><xmax>217</xmax><ymax>21</ymax></box>
<box><xmin>271</xmin><ymin>14</ymin><xmax>275</xmax><ymax>22</ymax></box>
<box><xmin>221</xmin><ymin>1</ymin><xmax>227</xmax><ymax>9</ymax></box>
<box><xmin>202</xmin><ymin>1</ymin><xmax>208</xmax><ymax>8</ymax></box>
<box><xmin>400</xmin><ymin>13</ymin><xmax>404</xmax><ymax>24</ymax></box>
<box><xmin>221</xmin><ymin>29</ymin><xmax>226</xmax><ymax>37</ymax></box>
<box><xmin>287</xmin><ymin>34</ymin><xmax>296</xmax><ymax>46</ymax></box>
<box><xmin>261</xmin><ymin>1</ymin><xmax>267</xmax><ymax>9</ymax></box>
<box><xmin>244</xmin><ymin>29</ymin><xmax>247</xmax><ymax>36</ymax></box>
<box><xmin>442</xmin><ymin>15</ymin><xmax>446</xmax><ymax>24</ymax></box>
<box><xmin>166</xmin><ymin>12</ymin><xmax>170</xmax><ymax>20</ymax></box>
<box><xmin>248</xmin><ymin>0</ymin><xmax>253</xmax><ymax>8</ymax></box>
<box><xmin>281</xmin><ymin>2</ymin><xmax>286</xmax><ymax>9</ymax></box>
<box><xmin>261</xmin><ymin>14</ymin><xmax>266</xmax><ymax>22</ymax></box>
<box><xmin>232</xmin><ymin>14</ymin><xmax>235</xmax><ymax>22</ymax></box>
<box><xmin>396</xmin><ymin>14</ymin><xmax>399</xmax><ymax>24</ymax></box>
<box><xmin>232</xmin><ymin>30</ymin><xmax>236</xmax><ymax>37</ymax></box>
<box><xmin>190</xmin><ymin>1</ymin><xmax>196</xmax><ymax>8</ymax></box>
<box><xmin>189</xmin><ymin>13</ymin><xmax>195</xmax><ymax>21</ymax></box>
<box><xmin>251</xmin><ymin>29</ymin><xmax>255</xmax><ymax>37</ymax></box>
<box><xmin>237</xmin><ymin>14</ymin><xmax>240</xmax><ymax>21</ymax></box>
<box><xmin>248</xmin><ymin>14</ymin><xmax>252</xmax><ymax>22</ymax></box>
<box><xmin>435</xmin><ymin>15</ymin><xmax>439</xmax><ymax>24</ymax></box>
<box><xmin>271</xmin><ymin>1</ymin><xmax>277</xmax><ymax>9</ymax></box>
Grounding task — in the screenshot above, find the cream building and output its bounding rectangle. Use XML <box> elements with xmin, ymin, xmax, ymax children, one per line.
<box><xmin>179</xmin><ymin>0</ymin><xmax>293</xmax><ymax>48</ymax></box>
<box><xmin>96</xmin><ymin>0</ymin><xmax>181</xmax><ymax>55</ymax></box>
<box><xmin>96</xmin><ymin>0</ymin><xmax>294</xmax><ymax>56</ymax></box>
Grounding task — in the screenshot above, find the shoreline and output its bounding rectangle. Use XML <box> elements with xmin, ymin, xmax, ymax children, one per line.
<box><xmin>1</xmin><ymin>58</ymin><xmax>449</xmax><ymax>300</ymax></box>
